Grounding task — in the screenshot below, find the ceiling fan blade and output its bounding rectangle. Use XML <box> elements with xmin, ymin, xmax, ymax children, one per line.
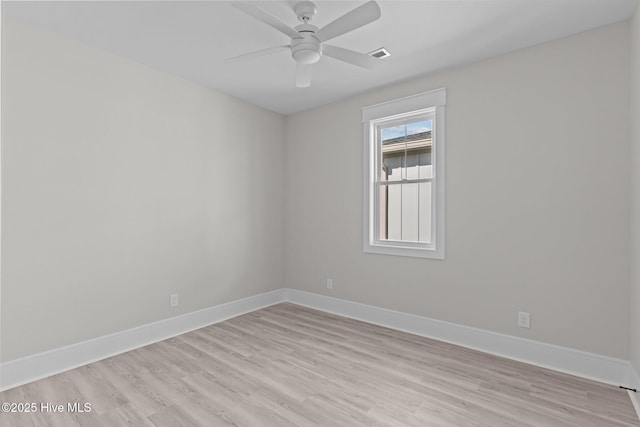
<box><xmin>323</xmin><ymin>45</ymin><xmax>382</xmax><ymax>69</ymax></box>
<box><xmin>233</xmin><ymin>3</ymin><xmax>300</xmax><ymax>39</ymax></box>
<box><xmin>314</xmin><ymin>1</ymin><xmax>381</xmax><ymax>43</ymax></box>
<box><xmin>226</xmin><ymin>45</ymin><xmax>290</xmax><ymax>63</ymax></box>
<box><xmin>296</xmin><ymin>63</ymin><xmax>312</xmax><ymax>88</ymax></box>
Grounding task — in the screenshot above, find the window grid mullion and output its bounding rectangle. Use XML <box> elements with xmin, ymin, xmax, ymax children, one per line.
<box><xmin>376</xmin><ymin>178</ymin><xmax>432</xmax><ymax>185</ymax></box>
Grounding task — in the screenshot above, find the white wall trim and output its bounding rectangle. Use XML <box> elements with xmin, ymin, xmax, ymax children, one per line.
<box><xmin>284</xmin><ymin>288</ymin><xmax>635</xmax><ymax>388</ymax></box>
<box><xmin>0</xmin><ymin>289</ymin><xmax>286</xmax><ymax>391</ymax></box>
<box><xmin>1</xmin><ymin>287</ymin><xmax>637</xmax><ymax>396</ymax></box>
<box><xmin>362</xmin><ymin>87</ymin><xmax>446</xmax><ymax>122</ymax></box>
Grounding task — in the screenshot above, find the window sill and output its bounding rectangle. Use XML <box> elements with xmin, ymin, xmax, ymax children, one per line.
<box><xmin>364</xmin><ymin>242</ymin><xmax>444</xmax><ymax>259</ymax></box>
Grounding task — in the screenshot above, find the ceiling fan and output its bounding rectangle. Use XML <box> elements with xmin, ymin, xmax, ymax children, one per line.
<box><xmin>228</xmin><ymin>1</ymin><xmax>383</xmax><ymax>88</ymax></box>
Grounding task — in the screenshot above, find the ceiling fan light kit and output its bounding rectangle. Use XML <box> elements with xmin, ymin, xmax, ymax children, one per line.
<box><xmin>291</xmin><ymin>24</ymin><xmax>321</xmax><ymax>65</ymax></box>
<box><xmin>229</xmin><ymin>0</ymin><xmax>383</xmax><ymax>88</ymax></box>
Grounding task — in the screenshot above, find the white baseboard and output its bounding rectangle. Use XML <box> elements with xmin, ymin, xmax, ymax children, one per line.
<box><xmin>284</xmin><ymin>288</ymin><xmax>635</xmax><ymax>388</ymax></box>
<box><xmin>1</xmin><ymin>287</ymin><xmax>637</xmax><ymax>396</ymax></box>
<box><xmin>0</xmin><ymin>289</ymin><xmax>286</xmax><ymax>391</ymax></box>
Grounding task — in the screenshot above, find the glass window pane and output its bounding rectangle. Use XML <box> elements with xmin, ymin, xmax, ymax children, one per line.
<box><xmin>379</xmin><ymin>185</ymin><xmax>387</xmax><ymax>240</ymax></box>
<box><xmin>380</xmin><ymin>119</ymin><xmax>433</xmax><ymax>181</ymax></box>
<box><xmin>381</xmin><ymin>153</ymin><xmax>403</xmax><ymax>182</ymax></box>
<box><xmin>406</xmin><ymin>120</ymin><xmax>432</xmax><ymax>137</ymax></box>
<box><xmin>419</xmin><ymin>150</ymin><xmax>433</xmax><ymax>179</ymax></box>
<box><xmin>419</xmin><ymin>181</ymin><xmax>432</xmax><ymax>243</ymax></box>
<box><xmin>379</xmin><ymin>182</ymin><xmax>432</xmax><ymax>244</ymax></box>
<box><xmin>401</xmin><ymin>182</ymin><xmax>420</xmax><ymax>241</ymax></box>
<box><xmin>385</xmin><ymin>183</ymin><xmax>402</xmax><ymax>241</ymax></box>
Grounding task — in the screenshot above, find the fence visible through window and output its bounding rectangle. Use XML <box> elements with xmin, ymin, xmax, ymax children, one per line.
<box><xmin>378</xmin><ymin>119</ymin><xmax>433</xmax><ymax>243</ymax></box>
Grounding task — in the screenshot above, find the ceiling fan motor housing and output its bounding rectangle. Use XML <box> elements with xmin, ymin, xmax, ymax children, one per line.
<box><xmin>292</xmin><ymin>24</ymin><xmax>322</xmax><ymax>64</ymax></box>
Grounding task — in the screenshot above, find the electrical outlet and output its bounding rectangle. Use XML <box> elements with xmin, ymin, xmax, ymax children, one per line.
<box><xmin>326</xmin><ymin>278</ymin><xmax>333</xmax><ymax>290</ymax></box>
<box><xmin>170</xmin><ymin>293</ymin><xmax>179</xmax><ymax>308</ymax></box>
<box><xmin>518</xmin><ymin>311</ymin><xmax>530</xmax><ymax>329</ymax></box>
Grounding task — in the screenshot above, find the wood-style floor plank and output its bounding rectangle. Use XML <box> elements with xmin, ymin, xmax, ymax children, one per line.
<box><xmin>0</xmin><ymin>302</ymin><xmax>637</xmax><ymax>426</ymax></box>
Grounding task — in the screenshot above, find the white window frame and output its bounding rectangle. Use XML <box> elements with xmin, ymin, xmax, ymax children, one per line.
<box><xmin>363</xmin><ymin>88</ymin><xmax>446</xmax><ymax>259</ymax></box>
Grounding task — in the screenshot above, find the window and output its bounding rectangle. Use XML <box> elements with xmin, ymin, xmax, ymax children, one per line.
<box><xmin>363</xmin><ymin>88</ymin><xmax>445</xmax><ymax>259</ymax></box>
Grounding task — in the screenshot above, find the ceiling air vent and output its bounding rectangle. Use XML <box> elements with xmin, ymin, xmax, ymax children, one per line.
<box><xmin>368</xmin><ymin>47</ymin><xmax>390</xmax><ymax>59</ymax></box>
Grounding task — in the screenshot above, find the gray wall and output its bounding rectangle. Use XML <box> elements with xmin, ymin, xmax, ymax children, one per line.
<box><xmin>1</xmin><ymin>14</ymin><xmax>635</xmax><ymax>367</ymax></box>
<box><xmin>284</xmin><ymin>22</ymin><xmax>631</xmax><ymax>359</ymax></box>
<box><xmin>630</xmin><ymin>4</ymin><xmax>640</xmax><ymax>379</ymax></box>
<box><xmin>1</xmin><ymin>18</ymin><xmax>285</xmax><ymax>361</ymax></box>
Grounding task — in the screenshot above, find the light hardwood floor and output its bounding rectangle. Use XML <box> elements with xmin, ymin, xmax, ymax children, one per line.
<box><xmin>0</xmin><ymin>302</ymin><xmax>638</xmax><ymax>426</ymax></box>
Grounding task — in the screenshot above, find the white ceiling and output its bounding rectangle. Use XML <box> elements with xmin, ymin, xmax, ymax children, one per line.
<box><xmin>4</xmin><ymin>0</ymin><xmax>637</xmax><ymax>115</ymax></box>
